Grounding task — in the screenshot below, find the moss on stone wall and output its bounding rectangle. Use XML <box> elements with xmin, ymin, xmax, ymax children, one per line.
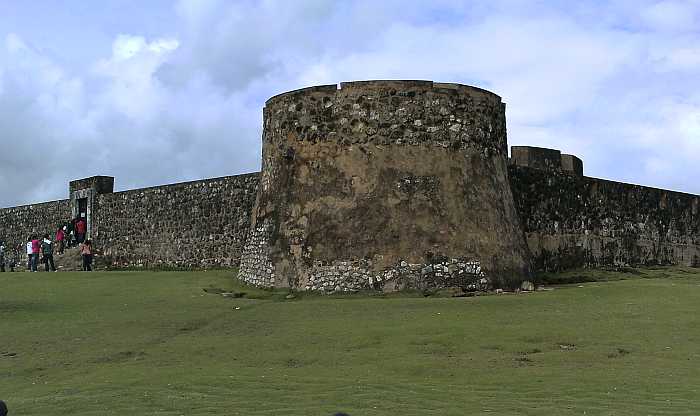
<box><xmin>509</xmin><ymin>165</ymin><xmax>700</xmax><ymax>271</ymax></box>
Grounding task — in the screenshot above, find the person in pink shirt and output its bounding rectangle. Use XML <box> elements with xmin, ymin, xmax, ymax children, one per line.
<box><xmin>30</xmin><ymin>235</ymin><xmax>40</xmax><ymax>272</ymax></box>
<box><xmin>80</xmin><ymin>240</ymin><xmax>94</xmax><ymax>271</ymax></box>
<box><xmin>56</xmin><ymin>226</ymin><xmax>65</xmax><ymax>255</ymax></box>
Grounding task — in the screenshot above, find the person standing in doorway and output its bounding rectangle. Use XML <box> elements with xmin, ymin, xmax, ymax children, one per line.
<box><xmin>30</xmin><ymin>235</ymin><xmax>40</xmax><ymax>272</ymax></box>
<box><xmin>56</xmin><ymin>226</ymin><xmax>65</xmax><ymax>255</ymax></box>
<box><xmin>41</xmin><ymin>234</ymin><xmax>56</xmax><ymax>272</ymax></box>
<box><xmin>80</xmin><ymin>239</ymin><xmax>93</xmax><ymax>271</ymax></box>
<box><xmin>75</xmin><ymin>215</ymin><xmax>86</xmax><ymax>244</ymax></box>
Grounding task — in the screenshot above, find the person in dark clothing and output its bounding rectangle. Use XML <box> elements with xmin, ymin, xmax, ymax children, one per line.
<box><xmin>65</xmin><ymin>221</ymin><xmax>75</xmax><ymax>248</ymax></box>
<box><xmin>41</xmin><ymin>234</ymin><xmax>56</xmax><ymax>272</ymax></box>
<box><xmin>0</xmin><ymin>399</ymin><xmax>8</xmax><ymax>415</ymax></box>
<box><xmin>0</xmin><ymin>241</ymin><xmax>5</xmax><ymax>272</ymax></box>
<box><xmin>6</xmin><ymin>244</ymin><xmax>16</xmax><ymax>272</ymax></box>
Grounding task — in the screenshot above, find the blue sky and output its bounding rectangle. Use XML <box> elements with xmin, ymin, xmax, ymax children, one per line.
<box><xmin>1</xmin><ymin>0</ymin><xmax>699</xmax><ymax>207</ymax></box>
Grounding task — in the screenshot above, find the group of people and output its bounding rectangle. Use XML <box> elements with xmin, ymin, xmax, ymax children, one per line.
<box><xmin>0</xmin><ymin>215</ymin><xmax>95</xmax><ymax>273</ymax></box>
<box><xmin>25</xmin><ymin>234</ymin><xmax>58</xmax><ymax>272</ymax></box>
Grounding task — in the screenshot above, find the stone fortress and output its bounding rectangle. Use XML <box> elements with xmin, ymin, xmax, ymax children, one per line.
<box><xmin>1</xmin><ymin>80</ymin><xmax>699</xmax><ymax>291</ymax></box>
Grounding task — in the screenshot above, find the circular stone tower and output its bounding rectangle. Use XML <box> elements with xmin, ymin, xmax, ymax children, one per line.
<box><xmin>238</xmin><ymin>80</ymin><xmax>530</xmax><ymax>291</ymax></box>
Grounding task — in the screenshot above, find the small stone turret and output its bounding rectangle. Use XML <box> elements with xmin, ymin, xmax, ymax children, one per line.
<box><xmin>560</xmin><ymin>154</ymin><xmax>584</xmax><ymax>176</ymax></box>
<box><xmin>69</xmin><ymin>176</ymin><xmax>115</xmax><ymax>195</ymax></box>
<box><xmin>238</xmin><ymin>80</ymin><xmax>531</xmax><ymax>291</ymax></box>
<box><xmin>510</xmin><ymin>146</ymin><xmax>584</xmax><ymax>176</ymax></box>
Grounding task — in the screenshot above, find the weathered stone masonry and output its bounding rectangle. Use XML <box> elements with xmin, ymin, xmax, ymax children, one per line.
<box><xmin>0</xmin><ymin>174</ymin><xmax>258</xmax><ymax>269</ymax></box>
<box><xmin>91</xmin><ymin>174</ymin><xmax>258</xmax><ymax>268</ymax></box>
<box><xmin>0</xmin><ymin>199</ymin><xmax>70</xmax><ymax>262</ymax></box>
<box><xmin>237</xmin><ymin>80</ymin><xmax>531</xmax><ymax>291</ymax></box>
<box><xmin>2</xmin><ymin>80</ymin><xmax>700</xmax><ymax>290</ymax></box>
<box><xmin>509</xmin><ymin>148</ymin><xmax>700</xmax><ymax>271</ymax></box>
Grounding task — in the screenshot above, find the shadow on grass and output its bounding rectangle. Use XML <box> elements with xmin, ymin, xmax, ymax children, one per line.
<box><xmin>536</xmin><ymin>266</ymin><xmax>700</xmax><ymax>285</ymax></box>
<box><xmin>0</xmin><ymin>301</ymin><xmax>54</xmax><ymax>313</ymax></box>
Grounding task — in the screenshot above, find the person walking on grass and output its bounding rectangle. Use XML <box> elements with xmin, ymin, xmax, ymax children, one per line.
<box><xmin>0</xmin><ymin>399</ymin><xmax>7</xmax><ymax>415</ymax></box>
<box><xmin>80</xmin><ymin>239</ymin><xmax>93</xmax><ymax>271</ymax></box>
<box><xmin>0</xmin><ymin>241</ymin><xmax>5</xmax><ymax>273</ymax></box>
<box><xmin>41</xmin><ymin>234</ymin><xmax>56</xmax><ymax>272</ymax></box>
<box><xmin>8</xmin><ymin>244</ymin><xmax>16</xmax><ymax>272</ymax></box>
<box><xmin>30</xmin><ymin>235</ymin><xmax>40</xmax><ymax>272</ymax></box>
<box><xmin>26</xmin><ymin>237</ymin><xmax>32</xmax><ymax>271</ymax></box>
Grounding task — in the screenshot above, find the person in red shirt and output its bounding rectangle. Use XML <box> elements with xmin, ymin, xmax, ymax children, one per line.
<box><xmin>56</xmin><ymin>226</ymin><xmax>65</xmax><ymax>255</ymax></box>
<box><xmin>75</xmin><ymin>216</ymin><xmax>87</xmax><ymax>244</ymax></box>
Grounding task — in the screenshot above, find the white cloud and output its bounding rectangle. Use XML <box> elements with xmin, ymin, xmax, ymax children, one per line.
<box><xmin>640</xmin><ymin>0</ymin><xmax>700</xmax><ymax>32</ymax></box>
<box><xmin>5</xmin><ymin>33</ymin><xmax>26</xmax><ymax>53</ymax></box>
<box><xmin>289</xmin><ymin>14</ymin><xmax>643</xmax><ymax>158</ymax></box>
<box><xmin>94</xmin><ymin>35</ymin><xmax>179</xmax><ymax>119</ymax></box>
<box><xmin>679</xmin><ymin>108</ymin><xmax>700</xmax><ymax>140</ymax></box>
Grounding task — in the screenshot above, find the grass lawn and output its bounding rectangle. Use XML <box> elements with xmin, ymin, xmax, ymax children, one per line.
<box><xmin>1</xmin><ymin>268</ymin><xmax>700</xmax><ymax>415</ymax></box>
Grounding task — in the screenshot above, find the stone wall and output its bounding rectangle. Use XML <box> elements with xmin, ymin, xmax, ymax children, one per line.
<box><xmin>509</xmin><ymin>165</ymin><xmax>700</xmax><ymax>271</ymax></box>
<box><xmin>0</xmin><ymin>174</ymin><xmax>258</xmax><ymax>269</ymax></box>
<box><xmin>91</xmin><ymin>174</ymin><xmax>259</xmax><ymax>269</ymax></box>
<box><xmin>238</xmin><ymin>80</ymin><xmax>531</xmax><ymax>291</ymax></box>
<box><xmin>0</xmin><ymin>199</ymin><xmax>71</xmax><ymax>262</ymax></box>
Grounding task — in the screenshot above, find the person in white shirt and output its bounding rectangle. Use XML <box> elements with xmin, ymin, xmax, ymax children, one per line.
<box><xmin>26</xmin><ymin>237</ymin><xmax>33</xmax><ymax>271</ymax></box>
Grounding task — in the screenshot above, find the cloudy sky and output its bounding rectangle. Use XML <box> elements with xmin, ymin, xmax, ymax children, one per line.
<box><xmin>1</xmin><ymin>0</ymin><xmax>699</xmax><ymax>207</ymax></box>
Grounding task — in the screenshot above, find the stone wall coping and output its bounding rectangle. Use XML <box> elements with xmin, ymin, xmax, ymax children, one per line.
<box><xmin>101</xmin><ymin>172</ymin><xmax>260</xmax><ymax>197</ymax></box>
<box><xmin>511</xmin><ymin>164</ymin><xmax>700</xmax><ymax>199</ymax></box>
<box><xmin>0</xmin><ymin>198</ymin><xmax>70</xmax><ymax>211</ymax></box>
<box><xmin>265</xmin><ymin>84</ymin><xmax>338</xmax><ymax>106</ymax></box>
<box><xmin>1</xmin><ymin>172</ymin><xmax>260</xmax><ymax>210</ymax></box>
<box><xmin>265</xmin><ymin>80</ymin><xmax>503</xmax><ymax>107</ymax></box>
<box><xmin>511</xmin><ymin>145</ymin><xmax>561</xmax><ymax>153</ymax></box>
<box><xmin>69</xmin><ymin>175</ymin><xmax>115</xmax><ymax>183</ymax></box>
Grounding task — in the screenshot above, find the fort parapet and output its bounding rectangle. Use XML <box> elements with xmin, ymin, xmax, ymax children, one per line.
<box><xmin>0</xmin><ymin>80</ymin><xmax>698</xmax><ymax>289</ymax></box>
<box><xmin>510</xmin><ymin>146</ymin><xmax>584</xmax><ymax>176</ymax></box>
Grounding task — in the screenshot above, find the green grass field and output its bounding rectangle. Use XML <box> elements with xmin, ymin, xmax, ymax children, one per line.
<box><xmin>1</xmin><ymin>268</ymin><xmax>700</xmax><ymax>415</ymax></box>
